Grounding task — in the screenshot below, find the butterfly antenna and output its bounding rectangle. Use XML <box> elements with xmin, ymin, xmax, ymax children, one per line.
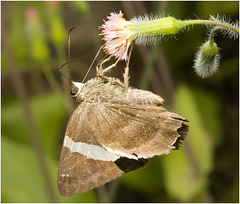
<box><xmin>60</xmin><ymin>57</ymin><xmax>96</xmax><ymax>82</ymax></box>
<box><xmin>60</xmin><ymin>26</ymin><xmax>104</xmax><ymax>84</ymax></box>
<box><xmin>82</xmin><ymin>45</ymin><xmax>104</xmax><ymax>83</ymax></box>
<box><xmin>59</xmin><ymin>26</ymin><xmax>81</xmax><ymax>83</ymax></box>
<box><xmin>60</xmin><ymin>61</ymin><xmax>72</xmax><ymax>82</ymax></box>
<box><xmin>67</xmin><ymin>26</ymin><xmax>81</xmax><ymax>69</ymax></box>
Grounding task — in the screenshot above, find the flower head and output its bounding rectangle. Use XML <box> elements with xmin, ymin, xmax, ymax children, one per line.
<box><xmin>99</xmin><ymin>11</ymin><xmax>134</xmax><ymax>61</ymax></box>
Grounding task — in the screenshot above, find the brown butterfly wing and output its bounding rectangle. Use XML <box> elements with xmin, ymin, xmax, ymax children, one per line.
<box><xmin>87</xmin><ymin>102</ymin><xmax>188</xmax><ymax>159</ymax></box>
<box><xmin>57</xmin><ymin>104</ymin><xmax>124</xmax><ymax>197</ymax></box>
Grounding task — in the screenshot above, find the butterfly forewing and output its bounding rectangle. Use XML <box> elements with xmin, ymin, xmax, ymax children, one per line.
<box><xmin>57</xmin><ymin>104</ymin><xmax>124</xmax><ymax>197</ymax></box>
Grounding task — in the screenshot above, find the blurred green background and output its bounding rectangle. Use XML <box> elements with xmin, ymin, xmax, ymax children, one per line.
<box><xmin>1</xmin><ymin>1</ymin><xmax>239</xmax><ymax>203</ymax></box>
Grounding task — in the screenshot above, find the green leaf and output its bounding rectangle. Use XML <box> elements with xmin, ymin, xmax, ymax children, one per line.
<box><xmin>1</xmin><ymin>136</ymin><xmax>49</xmax><ymax>202</ymax></box>
<box><xmin>161</xmin><ymin>149</ymin><xmax>208</xmax><ymax>202</ymax></box>
<box><xmin>161</xmin><ymin>84</ymin><xmax>215</xmax><ymax>201</ymax></box>
<box><xmin>191</xmin><ymin>86</ymin><xmax>222</xmax><ymax>146</ymax></box>
<box><xmin>1</xmin><ymin>93</ymin><xmax>67</xmax><ymax>158</ymax></box>
<box><xmin>1</xmin><ymin>99</ymin><xmax>30</xmax><ymax>146</ymax></box>
<box><xmin>30</xmin><ymin>94</ymin><xmax>67</xmax><ymax>158</ymax></box>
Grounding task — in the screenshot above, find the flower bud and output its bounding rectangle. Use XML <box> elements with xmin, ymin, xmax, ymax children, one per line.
<box><xmin>193</xmin><ymin>41</ymin><xmax>220</xmax><ymax>78</ymax></box>
<box><xmin>46</xmin><ymin>2</ymin><xmax>66</xmax><ymax>45</ymax></box>
<box><xmin>24</xmin><ymin>8</ymin><xmax>49</xmax><ymax>63</ymax></box>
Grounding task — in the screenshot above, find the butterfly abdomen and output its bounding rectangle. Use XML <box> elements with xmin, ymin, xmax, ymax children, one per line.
<box><xmin>123</xmin><ymin>88</ymin><xmax>164</xmax><ymax>105</ymax></box>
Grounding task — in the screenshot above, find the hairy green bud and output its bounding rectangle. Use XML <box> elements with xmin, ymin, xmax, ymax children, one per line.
<box><xmin>193</xmin><ymin>41</ymin><xmax>220</xmax><ymax>78</ymax></box>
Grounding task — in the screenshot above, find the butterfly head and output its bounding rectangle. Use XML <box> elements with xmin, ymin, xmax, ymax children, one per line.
<box><xmin>70</xmin><ymin>81</ymin><xmax>84</xmax><ymax>99</ymax></box>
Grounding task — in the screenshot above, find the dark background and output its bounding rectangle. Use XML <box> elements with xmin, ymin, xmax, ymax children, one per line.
<box><xmin>1</xmin><ymin>1</ymin><xmax>239</xmax><ymax>202</ymax></box>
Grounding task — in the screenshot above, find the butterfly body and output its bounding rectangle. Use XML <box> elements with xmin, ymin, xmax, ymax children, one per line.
<box><xmin>58</xmin><ymin>76</ymin><xmax>188</xmax><ymax>197</ymax></box>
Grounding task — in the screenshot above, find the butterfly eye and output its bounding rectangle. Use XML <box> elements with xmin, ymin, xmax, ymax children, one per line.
<box><xmin>70</xmin><ymin>85</ymin><xmax>79</xmax><ymax>96</ymax></box>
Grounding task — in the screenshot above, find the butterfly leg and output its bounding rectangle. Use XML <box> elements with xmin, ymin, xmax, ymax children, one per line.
<box><xmin>96</xmin><ymin>55</ymin><xmax>121</xmax><ymax>77</ymax></box>
<box><xmin>96</xmin><ymin>54</ymin><xmax>110</xmax><ymax>76</ymax></box>
<box><xmin>123</xmin><ymin>43</ymin><xmax>134</xmax><ymax>88</ymax></box>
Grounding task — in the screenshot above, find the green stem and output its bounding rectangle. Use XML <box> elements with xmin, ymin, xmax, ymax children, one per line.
<box><xmin>182</xmin><ymin>19</ymin><xmax>239</xmax><ymax>34</ymax></box>
<box><xmin>209</xmin><ymin>26</ymin><xmax>223</xmax><ymax>43</ymax></box>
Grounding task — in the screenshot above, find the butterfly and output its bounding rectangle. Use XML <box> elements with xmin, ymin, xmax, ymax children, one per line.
<box><xmin>57</xmin><ymin>74</ymin><xmax>189</xmax><ymax>197</ymax></box>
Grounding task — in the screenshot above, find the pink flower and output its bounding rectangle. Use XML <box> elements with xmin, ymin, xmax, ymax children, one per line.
<box><xmin>99</xmin><ymin>11</ymin><xmax>134</xmax><ymax>61</ymax></box>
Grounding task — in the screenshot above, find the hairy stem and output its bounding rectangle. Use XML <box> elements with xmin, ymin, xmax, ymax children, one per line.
<box><xmin>183</xmin><ymin>19</ymin><xmax>239</xmax><ymax>34</ymax></box>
